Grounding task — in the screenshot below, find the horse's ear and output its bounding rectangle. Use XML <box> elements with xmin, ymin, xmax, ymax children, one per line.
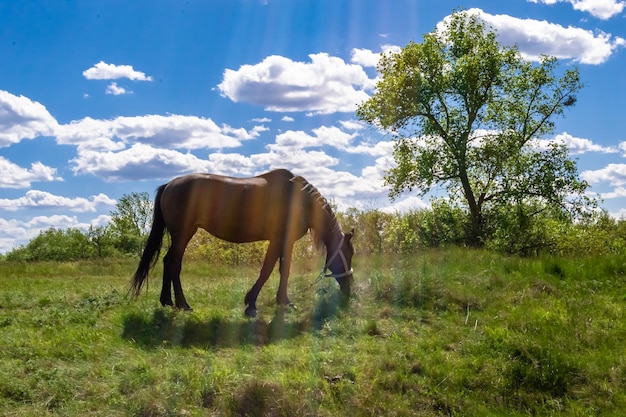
<box><xmin>346</xmin><ymin>228</ymin><xmax>355</xmax><ymax>240</ymax></box>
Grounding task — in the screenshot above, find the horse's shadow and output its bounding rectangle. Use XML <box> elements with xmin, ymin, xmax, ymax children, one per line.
<box><xmin>121</xmin><ymin>291</ymin><xmax>349</xmax><ymax>349</ymax></box>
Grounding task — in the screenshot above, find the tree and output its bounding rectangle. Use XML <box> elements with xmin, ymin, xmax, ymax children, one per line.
<box><xmin>357</xmin><ymin>9</ymin><xmax>592</xmax><ymax>244</ymax></box>
<box><xmin>87</xmin><ymin>225</ymin><xmax>117</xmax><ymax>258</ymax></box>
<box><xmin>109</xmin><ymin>192</ymin><xmax>153</xmax><ymax>254</ymax></box>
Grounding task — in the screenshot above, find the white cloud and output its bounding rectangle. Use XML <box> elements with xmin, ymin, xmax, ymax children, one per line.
<box><xmin>83</xmin><ymin>61</ymin><xmax>153</xmax><ymax>81</ymax></box>
<box><xmin>70</xmin><ymin>143</ymin><xmax>216</xmax><ymax>181</ymax></box>
<box><xmin>56</xmin><ymin>114</ymin><xmax>257</xmax><ymax>152</ymax></box>
<box><xmin>269</xmin><ymin>130</ymin><xmax>318</xmax><ymax>150</ymax></box>
<box><xmin>532</xmin><ymin>132</ymin><xmax>618</xmax><ymax>155</ymax></box>
<box><xmin>48</xmin><ymin>112</ymin><xmax>273</xmax><ymax>183</ymax></box>
<box><xmin>556</xmin><ymin>132</ymin><xmax>618</xmax><ymax>154</ymax></box>
<box><xmin>350</xmin><ymin>48</ymin><xmax>381</xmax><ymax>68</ymax></box>
<box><xmin>0</xmin><ymin>217</ymin><xmax>41</xmax><ymax>253</ymax></box>
<box><xmin>225</xmin><ymin>124</ymin><xmax>268</xmax><ymax>139</ymax></box>
<box><xmin>0</xmin><ymin>157</ymin><xmax>62</xmax><ymax>188</ymax></box>
<box><xmin>267</xmin><ymin>124</ymin><xmax>394</xmax><ymax>158</ymax></box>
<box><xmin>198</xmin><ymin>149</ymin><xmax>342</xmax><ymax>180</ymax></box>
<box><xmin>0</xmin><ymin>90</ymin><xmax>59</xmax><ymax>147</ymax></box>
<box><xmin>601</xmin><ymin>186</ymin><xmax>626</xmax><ymax>199</ymax></box>
<box><xmin>269</xmin><ymin>126</ymin><xmax>356</xmax><ymax>152</ymax></box>
<box><xmin>217</xmin><ymin>53</ymin><xmax>375</xmax><ymax>114</ymax></box>
<box><xmin>347</xmin><ymin>140</ymin><xmax>395</xmax><ymax>157</ymax></box>
<box><xmin>455</xmin><ymin>8</ymin><xmax>625</xmax><ymax>64</ymax></box>
<box><xmin>252</xmin><ymin>148</ymin><xmax>340</xmax><ymax>172</ymax></box>
<box><xmin>339</xmin><ymin>120</ymin><xmax>366</xmax><ymax>131</ymax></box>
<box><xmin>527</xmin><ymin>0</ymin><xmax>626</xmax><ymax>20</ymax></box>
<box><xmin>0</xmin><ymin>238</ymin><xmax>19</xmax><ymax>254</ymax></box>
<box><xmin>90</xmin><ymin>214</ymin><xmax>112</xmax><ymax>228</ymax></box>
<box><xmin>617</xmin><ymin>141</ymin><xmax>626</xmax><ymax>156</ymax></box>
<box><xmin>609</xmin><ymin>207</ymin><xmax>626</xmax><ymax>219</ymax></box>
<box><xmin>313</xmin><ymin>126</ymin><xmax>357</xmax><ymax>148</ymax></box>
<box><xmin>281</xmin><ymin>116</ymin><xmax>295</xmax><ymax>122</ymax></box>
<box><xmin>252</xmin><ymin>117</ymin><xmax>271</xmax><ymax>123</ymax></box>
<box><xmin>27</xmin><ymin>214</ymin><xmax>83</xmax><ymax>229</ymax></box>
<box><xmin>0</xmin><ymin>190</ymin><xmax>116</xmax><ymax>212</ymax></box>
<box><xmin>581</xmin><ymin>163</ymin><xmax>626</xmax><ymax>185</ymax></box>
<box><xmin>206</xmin><ymin>152</ymin><xmax>259</xmax><ymax>176</ymax></box>
<box><xmin>105</xmin><ymin>82</ymin><xmax>132</xmax><ymax>95</ymax></box>
<box><xmin>350</xmin><ymin>44</ymin><xmax>401</xmax><ymax>67</ymax></box>
<box><xmin>359</xmin><ymin>142</ymin><xmax>396</xmax><ymax>189</ymax></box>
<box><xmin>380</xmin><ymin>196</ymin><xmax>430</xmax><ymax>213</ymax></box>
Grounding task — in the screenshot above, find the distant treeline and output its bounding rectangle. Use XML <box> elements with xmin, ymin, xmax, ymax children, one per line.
<box><xmin>3</xmin><ymin>199</ymin><xmax>625</xmax><ymax>263</ymax></box>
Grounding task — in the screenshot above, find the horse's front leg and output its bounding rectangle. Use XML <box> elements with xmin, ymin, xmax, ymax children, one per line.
<box><xmin>244</xmin><ymin>240</ymin><xmax>280</xmax><ymax>318</ymax></box>
<box><xmin>276</xmin><ymin>242</ymin><xmax>295</xmax><ymax>309</ymax></box>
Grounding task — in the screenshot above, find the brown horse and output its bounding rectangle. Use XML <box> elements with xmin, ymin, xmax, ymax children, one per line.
<box><xmin>130</xmin><ymin>169</ymin><xmax>354</xmax><ymax>317</ymax></box>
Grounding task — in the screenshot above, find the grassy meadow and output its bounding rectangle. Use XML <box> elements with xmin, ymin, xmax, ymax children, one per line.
<box><xmin>1</xmin><ymin>248</ymin><xmax>625</xmax><ymax>416</ymax></box>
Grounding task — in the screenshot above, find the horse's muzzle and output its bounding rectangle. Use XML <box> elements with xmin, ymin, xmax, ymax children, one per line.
<box><xmin>336</xmin><ymin>275</ymin><xmax>353</xmax><ymax>297</ymax></box>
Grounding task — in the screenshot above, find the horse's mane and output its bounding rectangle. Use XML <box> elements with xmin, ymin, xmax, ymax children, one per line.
<box><xmin>290</xmin><ymin>175</ymin><xmax>341</xmax><ymax>250</ymax></box>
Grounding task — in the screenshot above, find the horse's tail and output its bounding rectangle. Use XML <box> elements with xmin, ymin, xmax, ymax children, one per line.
<box><xmin>130</xmin><ymin>184</ymin><xmax>167</xmax><ymax>297</ymax></box>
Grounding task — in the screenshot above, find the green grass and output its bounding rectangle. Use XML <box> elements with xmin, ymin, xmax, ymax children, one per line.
<box><xmin>1</xmin><ymin>249</ymin><xmax>625</xmax><ymax>416</ymax></box>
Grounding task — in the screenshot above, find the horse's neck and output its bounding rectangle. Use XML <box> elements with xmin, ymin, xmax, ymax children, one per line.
<box><xmin>303</xmin><ymin>185</ymin><xmax>341</xmax><ymax>253</ymax></box>
<box><xmin>321</xmin><ymin>224</ymin><xmax>343</xmax><ymax>254</ymax></box>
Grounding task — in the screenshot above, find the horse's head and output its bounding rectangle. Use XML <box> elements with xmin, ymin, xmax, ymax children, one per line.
<box><xmin>325</xmin><ymin>229</ymin><xmax>355</xmax><ymax>297</ymax></box>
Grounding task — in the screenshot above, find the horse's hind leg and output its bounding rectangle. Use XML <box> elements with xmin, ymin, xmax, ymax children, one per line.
<box><xmin>162</xmin><ymin>230</ymin><xmax>194</xmax><ymax>310</ymax></box>
<box><xmin>160</xmin><ymin>267</ymin><xmax>174</xmax><ymax>307</ymax></box>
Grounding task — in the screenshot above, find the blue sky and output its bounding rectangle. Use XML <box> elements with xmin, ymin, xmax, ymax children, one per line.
<box><xmin>1</xmin><ymin>0</ymin><xmax>625</xmax><ymax>253</ymax></box>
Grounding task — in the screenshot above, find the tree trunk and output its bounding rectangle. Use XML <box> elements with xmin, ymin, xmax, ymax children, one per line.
<box><xmin>458</xmin><ymin>169</ymin><xmax>484</xmax><ymax>246</ymax></box>
<box><xmin>468</xmin><ymin>209</ymin><xmax>484</xmax><ymax>247</ymax></box>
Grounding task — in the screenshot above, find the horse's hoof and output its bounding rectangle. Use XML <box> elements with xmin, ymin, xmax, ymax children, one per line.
<box><xmin>277</xmin><ymin>303</ymin><xmax>297</xmax><ymax>312</ymax></box>
<box><xmin>176</xmin><ymin>305</ymin><xmax>193</xmax><ymax>311</ymax></box>
<box><xmin>245</xmin><ymin>307</ymin><xmax>258</xmax><ymax>318</ymax></box>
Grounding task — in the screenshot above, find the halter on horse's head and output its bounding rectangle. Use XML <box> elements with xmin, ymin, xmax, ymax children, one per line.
<box><xmin>322</xmin><ymin>230</ymin><xmax>355</xmax><ymax>296</ymax></box>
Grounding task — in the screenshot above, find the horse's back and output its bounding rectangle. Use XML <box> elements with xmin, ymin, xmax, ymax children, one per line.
<box><xmin>257</xmin><ymin>168</ymin><xmax>295</xmax><ymax>182</ymax></box>
<box><xmin>159</xmin><ymin>170</ymin><xmax>305</xmax><ymax>243</ymax></box>
<box><xmin>166</xmin><ymin>169</ymin><xmax>295</xmax><ymax>190</ymax></box>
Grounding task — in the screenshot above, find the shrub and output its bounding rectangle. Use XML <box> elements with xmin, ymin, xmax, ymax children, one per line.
<box><xmin>5</xmin><ymin>228</ymin><xmax>94</xmax><ymax>262</ymax></box>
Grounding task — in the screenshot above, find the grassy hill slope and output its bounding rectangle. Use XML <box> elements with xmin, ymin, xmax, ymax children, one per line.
<box><xmin>1</xmin><ymin>249</ymin><xmax>625</xmax><ymax>416</ymax></box>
